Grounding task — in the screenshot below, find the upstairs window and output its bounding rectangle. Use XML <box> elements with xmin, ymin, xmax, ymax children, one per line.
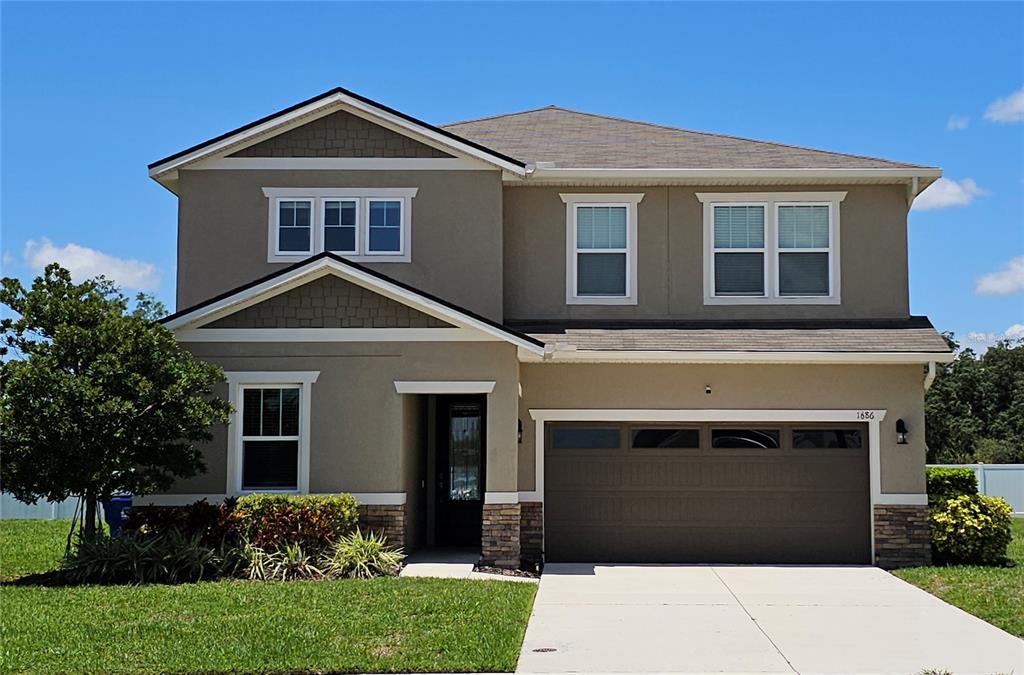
<box><xmin>698</xmin><ymin>192</ymin><xmax>845</xmax><ymax>305</ymax></box>
<box><xmin>560</xmin><ymin>193</ymin><xmax>643</xmax><ymax>305</ymax></box>
<box><xmin>276</xmin><ymin>200</ymin><xmax>313</xmax><ymax>254</ymax></box>
<box><xmin>264</xmin><ymin>188</ymin><xmax>417</xmax><ymax>263</ymax></box>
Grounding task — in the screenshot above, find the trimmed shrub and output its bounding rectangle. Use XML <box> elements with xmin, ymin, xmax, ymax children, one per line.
<box><xmin>323</xmin><ymin>528</ymin><xmax>405</xmax><ymax>579</ymax></box>
<box><xmin>62</xmin><ymin>530</ymin><xmax>232</xmax><ymax>584</ymax></box>
<box><xmin>929</xmin><ymin>494</ymin><xmax>1013</xmax><ymax>565</ymax></box>
<box><xmin>240</xmin><ymin>541</ymin><xmax>324</xmax><ymax>581</ymax></box>
<box><xmin>233</xmin><ymin>493</ymin><xmax>359</xmax><ymax>554</ymax></box>
<box><xmin>123</xmin><ymin>498</ymin><xmax>239</xmax><ymax>547</ymax></box>
<box><xmin>926</xmin><ymin>467</ymin><xmax>978</xmax><ymax>506</ymax></box>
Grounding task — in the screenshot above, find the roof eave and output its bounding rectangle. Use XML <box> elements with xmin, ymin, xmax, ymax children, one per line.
<box><xmin>520</xmin><ymin>349</ymin><xmax>954</xmax><ymax>364</ymax></box>
<box><xmin>525</xmin><ymin>167</ymin><xmax>941</xmax><ymax>181</ymax></box>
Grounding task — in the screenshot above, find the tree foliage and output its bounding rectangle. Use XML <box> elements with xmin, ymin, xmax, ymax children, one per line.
<box><xmin>925</xmin><ymin>333</ymin><xmax>1024</xmax><ymax>463</ymax></box>
<box><xmin>0</xmin><ymin>264</ymin><xmax>231</xmax><ymax>537</ymax></box>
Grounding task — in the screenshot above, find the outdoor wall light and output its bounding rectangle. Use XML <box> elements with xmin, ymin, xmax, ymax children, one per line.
<box><xmin>705</xmin><ymin>385</ymin><xmax>712</xmax><ymax>395</ymax></box>
<box><xmin>895</xmin><ymin>418</ymin><xmax>909</xmax><ymax>445</ymax></box>
<box><xmin>518</xmin><ymin>418</ymin><xmax>523</xmax><ymax>444</ymax></box>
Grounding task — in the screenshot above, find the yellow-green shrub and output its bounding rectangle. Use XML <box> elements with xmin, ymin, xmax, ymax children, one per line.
<box><xmin>929</xmin><ymin>494</ymin><xmax>1013</xmax><ymax>565</ymax></box>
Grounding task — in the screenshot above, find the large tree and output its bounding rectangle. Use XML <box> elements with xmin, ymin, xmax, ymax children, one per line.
<box><xmin>0</xmin><ymin>264</ymin><xmax>231</xmax><ymax>538</ymax></box>
<box><xmin>925</xmin><ymin>333</ymin><xmax>1024</xmax><ymax>463</ymax></box>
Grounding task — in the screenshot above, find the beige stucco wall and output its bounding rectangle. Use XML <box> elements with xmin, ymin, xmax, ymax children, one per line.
<box><xmin>176</xmin><ymin>169</ymin><xmax>504</xmax><ymax>320</ymax></box>
<box><xmin>168</xmin><ymin>341</ymin><xmax>520</xmax><ymax>495</ymax></box>
<box><xmin>518</xmin><ymin>362</ymin><xmax>927</xmax><ymax>494</ymax></box>
<box><xmin>503</xmin><ymin>184</ymin><xmax>911</xmax><ymax>321</ymax></box>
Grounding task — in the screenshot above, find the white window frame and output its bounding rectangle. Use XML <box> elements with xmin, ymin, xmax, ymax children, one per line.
<box><xmin>264</xmin><ymin>187</ymin><xmax>417</xmax><ymax>264</ymax></box>
<box><xmin>363</xmin><ymin>197</ymin><xmax>406</xmax><ymax>257</ymax></box>
<box><xmin>273</xmin><ymin>197</ymin><xmax>315</xmax><ymax>257</ymax></box>
<box><xmin>697</xmin><ymin>191</ymin><xmax>846</xmax><ymax>305</ymax></box>
<box><xmin>226</xmin><ymin>371</ymin><xmax>319</xmax><ymax>495</ymax></box>
<box><xmin>708</xmin><ymin>201</ymin><xmax>769</xmax><ymax>299</ymax></box>
<box><xmin>320</xmin><ymin>198</ymin><xmax>360</xmax><ymax>256</ymax></box>
<box><xmin>774</xmin><ymin>201</ymin><xmax>835</xmax><ymax>299</ymax></box>
<box><xmin>560</xmin><ymin>193</ymin><xmax>644</xmax><ymax>306</ymax></box>
<box><xmin>239</xmin><ymin>385</ymin><xmax>302</xmax><ymax>492</ymax></box>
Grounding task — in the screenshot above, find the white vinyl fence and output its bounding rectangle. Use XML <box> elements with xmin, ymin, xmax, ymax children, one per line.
<box><xmin>929</xmin><ymin>464</ymin><xmax>1024</xmax><ymax>515</ymax></box>
<box><xmin>1</xmin><ymin>493</ymin><xmax>80</xmax><ymax>520</ymax></box>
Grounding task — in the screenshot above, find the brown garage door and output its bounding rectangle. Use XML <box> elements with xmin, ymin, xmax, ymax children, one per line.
<box><xmin>545</xmin><ymin>422</ymin><xmax>870</xmax><ymax>564</ymax></box>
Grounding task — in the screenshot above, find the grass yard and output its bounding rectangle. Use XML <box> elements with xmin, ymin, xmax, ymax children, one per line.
<box><xmin>893</xmin><ymin>517</ymin><xmax>1024</xmax><ymax>638</ymax></box>
<box><xmin>0</xmin><ymin>520</ymin><xmax>537</xmax><ymax>674</ymax></box>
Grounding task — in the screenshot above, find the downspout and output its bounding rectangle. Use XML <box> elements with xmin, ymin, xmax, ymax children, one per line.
<box><xmin>906</xmin><ymin>176</ymin><xmax>920</xmax><ymax>209</ymax></box>
<box><xmin>924</xmin><ymin>361</ymin><xmax>937</xmax><ymax>390</ymax></box>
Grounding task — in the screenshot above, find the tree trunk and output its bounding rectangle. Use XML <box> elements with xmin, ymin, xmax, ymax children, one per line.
<box><xmin>82</xmin><ymin>493</ymin><xmax>98</xmax><ymax>539</ymax></box>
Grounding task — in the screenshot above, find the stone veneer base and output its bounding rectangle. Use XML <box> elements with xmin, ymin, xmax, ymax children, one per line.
<box><xmin>481</xmin><ymin>503</ymin><xmax>521</xmax><ymax>568</ymax></box>
<box><xmin>520</xmin><ymin>502</ymin><xmax>543</xmax><ymax>564</ymax></box>
<box><xmin>358</xmin><ymin>504</ymin><xmax>406</xmax><ymax>551</ymax></box>
<box><xmin>874</xmin><ymin>504</ymin><xmax>931</xmax><ymax>568</ymax></box>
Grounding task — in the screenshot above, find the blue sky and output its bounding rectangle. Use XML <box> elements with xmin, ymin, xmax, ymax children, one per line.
<box><xmin>2</xmin><ymin>2</ymin><xmax>1022</xmax><ymax>343</ymax></box>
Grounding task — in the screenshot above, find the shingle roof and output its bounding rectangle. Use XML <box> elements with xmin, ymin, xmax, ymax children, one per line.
<box><xmin>443</xmin><ymin>107</ymin><xmax>931</xmax><ymax>170</ymax></box>
<box><xmin>526</xmin><ymin>327</ymin><xmax>951</xmax><ymax>353</ymax></box>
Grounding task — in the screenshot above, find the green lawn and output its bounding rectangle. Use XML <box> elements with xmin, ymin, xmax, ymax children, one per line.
<box><xmin>0</xmin><ymin>520</ymin><xmax>536</xmax><ymax>674</ymax></box>
<box><xmin>893</xmin><ymin>517</ymin><xmax>1024</xmax><ymax>638</ymax></box>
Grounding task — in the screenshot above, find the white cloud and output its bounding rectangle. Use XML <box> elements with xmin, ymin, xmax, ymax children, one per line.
<box><xmin>975</xmin><ymin>256</ymin><xmax>1024</xmax><ymax>295</ymax></box>
<box><xmin>912</xmin><ymin>177</ymin><xmax>987</xmax><ymax>211</ymax></box>
<box><xmin>967</xmin><ymin>324</ymin><xmax>1024</xmax><ymax>350</ymax></box>
<box><xmin>946</xmin><ymin>114</ymin><xmax>970</xmax><ymax>131</ymax></box>
<box><xmin>22</xmin><ymin>238</ymin><xmax>160</xmax><ymax>291</ymax></box>
<box><xmin>984</xmin><ymin>87</ymin><xmax>1024</xmax><ymax>123</ymax></box>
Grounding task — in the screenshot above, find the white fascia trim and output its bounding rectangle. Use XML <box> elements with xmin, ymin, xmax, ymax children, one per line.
<box><xmin>394</xmin><ymin>380</ymin><xmax>496</xmax><ymax>394</ymax></box>
<box><xmin>484</xmin><ymin>491</ymin><xmax>520</xmax><ymax>504</ymax></box>
<box><xmin>149</xmin><ymin>93</ymin><xmax>527</xmax><ymax>179</ymax></box>
<box><xmin>535</xmin><ymin>168</ymin><xmax>941</xmax><ymax>181</ymax></box>
<box><xmin>519</xmin><ymin>350</ymin><xmax>956</xmax><ymax>365</ymax></box>
<box><xmin>263</xmin><ymin>187</ymin><xmax>419</xmax><ymax>199</ymax></box>
<box><xmin>528</xmin><ymin>409</ymin><xmax>887</xmax><ymax>423</ymax></box>
<box><xmin>164</xmin><ymin>257</ymin><xmax>545</xmax><ymax>355</ymax></box>
<box><xmin>695</xmin><ymin>191</ymin><xmax>848</xmax><ymax>203</ymax></box>
<box><xmin>194</xmin><ymin>157</ymin><xmax>489</xmax><ymax>171</ymax></box>
<box><xmin>177</xmin><ymin>328</ymin><xmax>496</xmax><ymax>343</ymax></box>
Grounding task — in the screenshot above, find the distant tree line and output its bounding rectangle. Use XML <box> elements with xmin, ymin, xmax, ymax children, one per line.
<box><xmin>926</xmin><ymin>334</ymin><xmax>1024</xmax><ymax>464</ymax></box>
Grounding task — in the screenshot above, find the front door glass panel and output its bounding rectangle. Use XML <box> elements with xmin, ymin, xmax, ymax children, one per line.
<box><xmin>448</xmin><ymin>404</ymin><xmax>481</xmax><ymax>501</ymax></box>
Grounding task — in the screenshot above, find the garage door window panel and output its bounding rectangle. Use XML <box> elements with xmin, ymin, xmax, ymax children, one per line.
<box><xmin>631</xmin><ymin>427</ymin><xmax>700</xmax><ymax>449</ymax></box>
<box><xmin>551</xmin><ymin>426</ymin><xmax>622</xmax><ymax>450</ymax></box>
<box><xmin>711</xmin><ymin>428</ymin><xmax>781</xmax><ymax>449</ymax></box>
<box><xmin>792</xmin><ymin>428</ymin><xmax>863</xmax><ymax>449</ymax></box>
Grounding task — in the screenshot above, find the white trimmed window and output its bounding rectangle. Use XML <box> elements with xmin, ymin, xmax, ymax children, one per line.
<box><xmin>226</xmin><ymin>371</ymin><xmax>319</xmax><ymax>495</ymax></box>
<box><xmin>240</xmin><ymin>386</ymin><xmax>301</xmax><ymax>491</ymax></box>
<box><xmin>264</xmin><ymin>188</ymin><xmax>417</xmax><ymax>263</ymax></box>
<box><xmin>698</xmin><ymin>192</ymin><xmax>845</xmax><ymax>304</ymax></box>
<box><xmin>560</xmin><ymin>193</ymin><xmax>643</xmax><ymax>305</ymax></box>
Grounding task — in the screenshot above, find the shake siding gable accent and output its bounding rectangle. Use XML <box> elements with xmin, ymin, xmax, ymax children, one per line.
<box><xmin>230</xmin><ymin>109</ymin><xmax>454</xmax><ymax>159</ymax></box>
<box><xmin>205</xmin><ymin>275</ymin><xmax>452</xmax><ymax>329</ymax></box>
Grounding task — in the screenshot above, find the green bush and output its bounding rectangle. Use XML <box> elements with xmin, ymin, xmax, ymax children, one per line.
<box><xmin>62</xmin><ymin>530</ymin><xmax>232</xmax><ymax>584</ymax></box>
<box><xmin>926</xmin><ymin>467</ymin><xmax>978</xmax><ymax>506</ymax></box>
<box><xmin>929</xmin><ymin>494</ymin><xmax>1013</xmax><ymax>565</ymax></box>
<box><xmin>233</xmin><ymin>493</ymin><xmax>359</xmax><ymax>554</ymax></box>
<box><xmin>323</xmin><ymin>528</ymin><xmax>405</xmax><ymax>579</ymax></box>
<box><xmin>123</xmin><ymin>498</ymin><xmax>239</xmax><ymax>547</ymax></box>
<box><xmin>239</xmin><ymin>541</ymin><xmax>324</xmax><ymax>581</ymax></box>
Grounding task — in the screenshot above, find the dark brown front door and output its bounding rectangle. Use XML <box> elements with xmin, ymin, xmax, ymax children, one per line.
<box><xmin>435</xmin><ymin>396</ymin><xmax>485</xmax><ymax>546</ymax></box>
<box><xmin>545</xmin><ymin>422</ymin><xmax>870</xmax><ymax>564</ymax></box>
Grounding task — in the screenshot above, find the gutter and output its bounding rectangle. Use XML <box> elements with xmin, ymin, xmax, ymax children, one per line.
<box><xmin>924</xmin><ymin>361</ymin><xmax>938</xmax><ymax>390</ymax></box>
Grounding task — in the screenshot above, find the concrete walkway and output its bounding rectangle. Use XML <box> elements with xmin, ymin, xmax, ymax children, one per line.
<box><xmin>399</xmin><ymin>549</ymin><xmax>537</xmax><ymax>583</ymax></box>
<box><xmin>518</xmin><ymin>564</ymin><xmax>1023</xmax><ymax>674</ymax></box>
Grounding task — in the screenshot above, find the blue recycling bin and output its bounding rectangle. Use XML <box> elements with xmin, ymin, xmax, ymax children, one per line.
<box><xmin>102</xmin><ymin>495</ymin><xmax>133</xmax><ymax>536</ymax></box>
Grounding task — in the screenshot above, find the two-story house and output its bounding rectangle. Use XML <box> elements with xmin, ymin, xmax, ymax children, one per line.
<box><xmin>148</xmin><ymin>86</ymin><xmax>952</xmax><ymax>569</ymax></box>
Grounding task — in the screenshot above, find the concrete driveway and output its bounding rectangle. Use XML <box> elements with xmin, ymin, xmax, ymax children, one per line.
<box><xmin>517</xmin><ymin>564</ymin><xmax>1023</xmax><ymax>674</ymax></box>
